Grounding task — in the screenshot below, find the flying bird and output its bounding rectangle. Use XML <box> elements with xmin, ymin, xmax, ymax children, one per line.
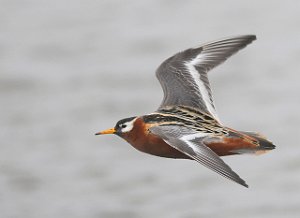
<box><xmin>96</xmin><ymin>35</ymin><xmax>275</xmax><ymax>187</ymax></box>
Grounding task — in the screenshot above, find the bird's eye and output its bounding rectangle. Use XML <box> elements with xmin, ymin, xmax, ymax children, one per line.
<box><xmin>121</xmin><ymin>124</ymin><xmax>127</xmax><ymax>128</ymax></box>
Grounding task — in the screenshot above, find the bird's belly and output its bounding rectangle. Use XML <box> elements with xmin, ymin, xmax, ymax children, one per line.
<box><xmin>126</xmin><ymin>132</ymin><xmax>190</xmax><ymax>159</ymax></box>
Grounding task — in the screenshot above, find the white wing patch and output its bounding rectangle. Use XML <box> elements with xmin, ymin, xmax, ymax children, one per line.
<box><xmin>184</xmin><ymin>55</ymin><xmax>220</xmax><ymax>122</ymax></box>
<box><xmin>181</xmin><ymin>132</ymin><xmax>210</xmax><ymax>153</ymax></box>
<box><xmin>181</xmin><ymin>132</ymin><xmax>209</xmax><ymax>141</ymax></box>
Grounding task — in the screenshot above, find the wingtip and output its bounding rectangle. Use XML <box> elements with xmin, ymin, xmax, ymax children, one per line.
<box><xmin>241</xmin><ymin>182</ymin><xmax>249</xmax><ymax>188</ymax></box>
<box><xmin>237</xmin><ymin>177</ymin><xmax>249</xmax><ymax>188</ymax></box>
<box><xmin>248</xmin><ymin>34</ymin><xmax>257</xmax><ymax>42</ymax></box>
<box><xmin>238</xmin><ymin>34</ymin><xmax>256</xmax><ymax>39</ymax></box>
<box><xmin>235</xmin><ymin>34</ymin><xmax>256</xmax><ymax>44</ymax></box>
<box><xmin>229</xmin><ymin>34</ymin><xmax>257</xmax><ymax>43</ymax></box>
<box><xmin>248</xmin><ymin>34</ymin><xmax>256</xmax><ymax>39</ymax></box>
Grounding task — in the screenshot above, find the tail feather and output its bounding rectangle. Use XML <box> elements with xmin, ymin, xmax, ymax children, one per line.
<box><xmin>240</xmin><ymin>131</ymin><xmax>276</xmax><ymax>153</ymax></box>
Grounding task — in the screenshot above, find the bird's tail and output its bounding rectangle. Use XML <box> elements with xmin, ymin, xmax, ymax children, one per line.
<box><xmin>239</xmin><ymin>131</ymin><xmax>276</xmax><ymax>155</ymax></box>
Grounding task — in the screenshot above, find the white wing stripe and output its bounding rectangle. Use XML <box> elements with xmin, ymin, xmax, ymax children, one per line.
<box><xmin>184</xmin><ymin>55</ymin><xmax>220</xmax><ymax>122</ymax></box>
<box><xmin>181</xmin><ymin>132</ymin><xmax>209</xmax><ymax>141</ymax></box>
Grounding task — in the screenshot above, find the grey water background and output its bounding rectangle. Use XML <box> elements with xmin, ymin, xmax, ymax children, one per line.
<box><xmin>1</xmin><ymin>0</ymin><xmax>300</xmax><ymax>217</ymax></box>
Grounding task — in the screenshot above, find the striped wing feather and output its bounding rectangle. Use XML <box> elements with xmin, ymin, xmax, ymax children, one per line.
<box><xmin>156</xmin><ymin>35</ymin><xmax>256</xmax><ymax>122</ymax></box>
<box><xmin>150</xmin><ymin>125</ymin><xmax>248</xmax><ymax>187</ymax></box>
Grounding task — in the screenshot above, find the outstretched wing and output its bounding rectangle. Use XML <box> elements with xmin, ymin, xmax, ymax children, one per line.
<box><xmin>150</xmin><ymin>125</ymin><xmax>248</xmax><ymax>187</ymax></box>
<box><xmin>156</xmin><ymin>35</ymin><xmax>256</xmax><ymax>122</ymax></box>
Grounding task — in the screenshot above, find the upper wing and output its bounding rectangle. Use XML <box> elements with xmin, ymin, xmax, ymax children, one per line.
<box><xmin>150</xmin><ymin>125</ymin><xmax>248</xmax><ymax>187</ymax></box>
<box><xmin>156</xmin><ymin>35</ymin><xmax>256</xmax><ymax>122</ymax></box>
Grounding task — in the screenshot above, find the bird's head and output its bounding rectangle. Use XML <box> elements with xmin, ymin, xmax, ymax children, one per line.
<box><xmin>95</xmin><ymin>116</ymin><xmax>138</xmax><ymax>137</ymax></box>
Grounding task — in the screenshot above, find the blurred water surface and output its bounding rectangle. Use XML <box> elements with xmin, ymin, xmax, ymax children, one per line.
<box><xmin>1</xmin><ymin>0</ymin><xmax>300</xmax><ymax>217</ymax></box>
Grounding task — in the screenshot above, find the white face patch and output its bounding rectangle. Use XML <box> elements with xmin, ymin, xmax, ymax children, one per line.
<box><xmin>119</xmin><ymin>118</ymin><xmax>137</xmax><ymax>133</ymax></box>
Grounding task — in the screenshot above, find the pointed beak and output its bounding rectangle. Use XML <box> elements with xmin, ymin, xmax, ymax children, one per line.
<box><xmin>95</xmin><ymin>128</ymin><xmax>116</xmax><ymax>135</ymax></box>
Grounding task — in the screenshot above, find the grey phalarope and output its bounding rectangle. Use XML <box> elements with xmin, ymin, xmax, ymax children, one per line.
<box><xmin>96</xmin><ymin>35</ymin><xmax>275</xmax><ymax>187</ymax></box>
